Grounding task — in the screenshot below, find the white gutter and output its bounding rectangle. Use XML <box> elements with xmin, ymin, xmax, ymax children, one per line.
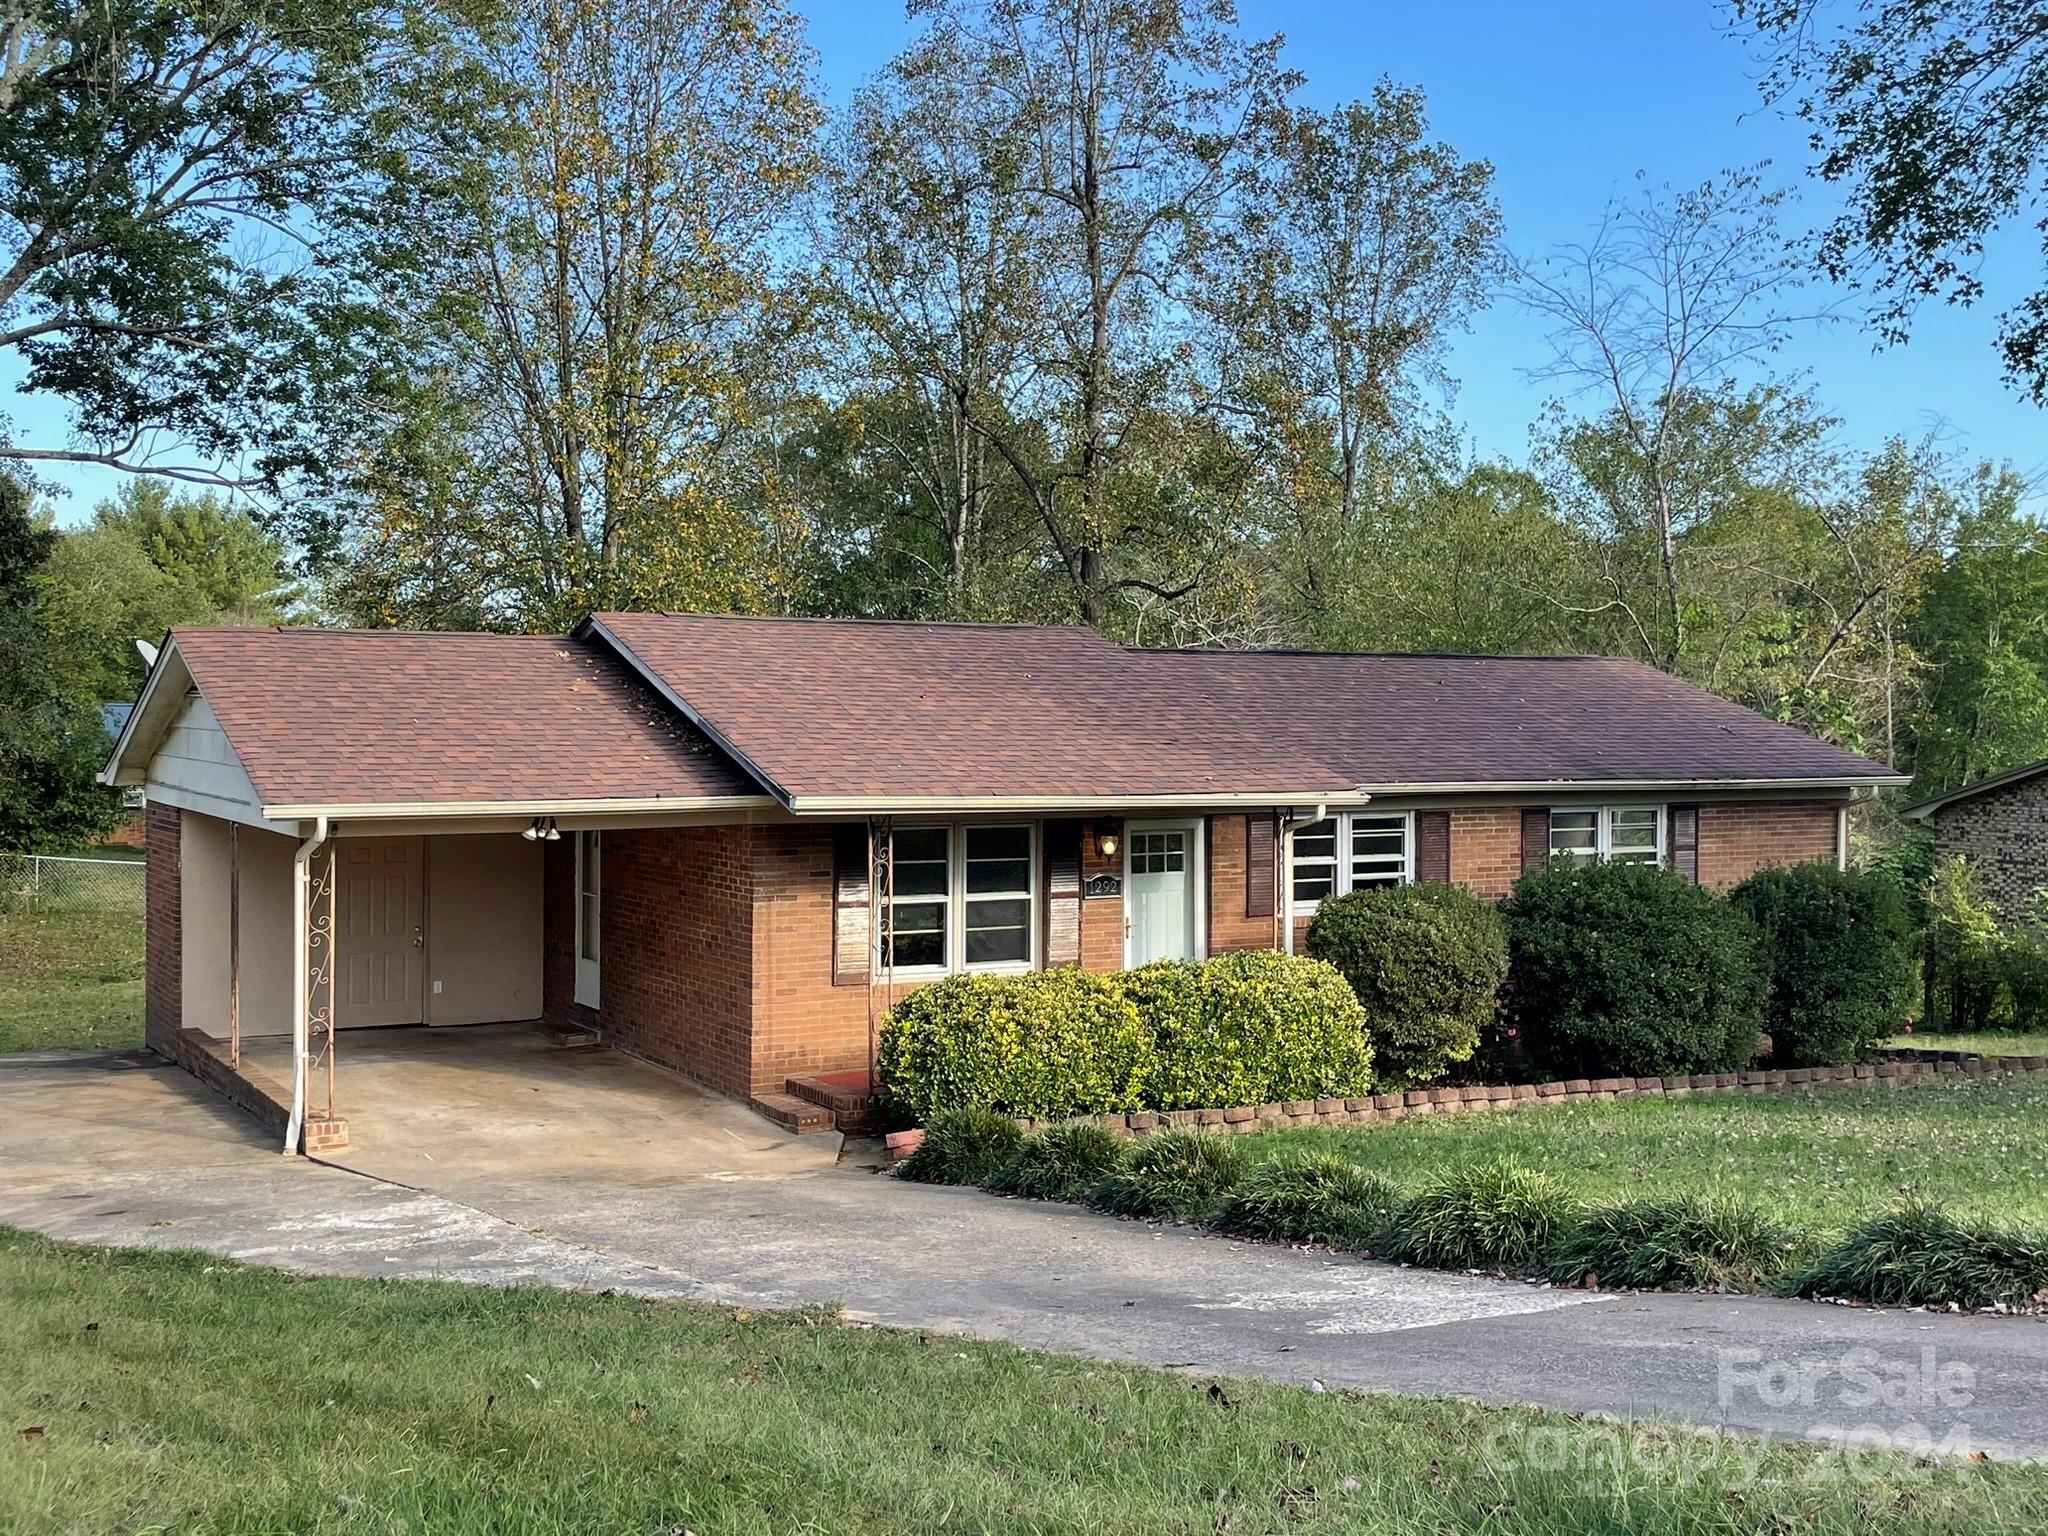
<box><xmin>284</xmin><ymin>815</ymin><xmax>330</xmax><ymax>1156</ymax></box>
<box><xmin>789</xmin><ymin>790</ymin><xmax>1378</xmax><ymax>815</ymax></box>
<box><xmin>260</xmin><ymin>793</ymin><xmax>779</xmax><ymax>822</ymax></box>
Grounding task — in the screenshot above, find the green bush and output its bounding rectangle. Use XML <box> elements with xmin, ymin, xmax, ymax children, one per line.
<box><xmin>1923</xmin><ymin>857</ymin><xmax>2048</xmax><ymax>1032</ymax></box>
<box><xmin>988</xmin><ymin>1122</ymin><xmax>1126</xmax><ymax>1201</ymax></box>
<box><xmin>1126</xmin><ymin>949</ymin><xmax>1375</xmax><ymax>1111</ymax></box>
<box><xmin>1088</xmin><ymin>1131</ymin><xmax>1245</xmax><ymax>1222</ymax></box>
<box><xmin>1212</xmin><ymin>1152</ymin><xmax>1402</xmax><ymax>1250</ymax></box>
<box><xmin>1502</xmin><ymin>859</ymin><xmax>1765</xmax><ymax>1078</ymax></box>
<box><xmin>1305</xmin><ymin>883</ymin><xmax>1507</xmax><ymax>1086</ymax></box>
<box><xmin>1378</xmin><ymin>1161</ymin><xmax>1580</xmax><ymax>1273</ymax></box>
<box><xmin>895</xmin><ymin>1109</ymin><xmax>1024</xmax><ymax>1186</ymax></box>
<box><xmin>1730</xmin><ymin>863</ymin><xmax>1916</xmax><ymax>1066</ymax></box>
<box><xmin>1792</xmin><ymin>1204</ymin><xmax>2048</xmax><ymax>1309</ymax></box>
<box><xmin>1546</xmin><ymin>1196</ymin><xmax>1793</xmax><ymax>1291</ymax></box>
<box><xmin>878</xmin><ymin>969</ymin><xmax>1149</xmax><ymax>1121</ymax></box>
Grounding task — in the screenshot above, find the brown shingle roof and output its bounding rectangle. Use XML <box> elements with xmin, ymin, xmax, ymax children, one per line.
<box><xmin>171</xmin><ymin>627</ymin><xmax>762</xmax><ymax>811</ymax></box>
<box><xmin>586</xmin><ymin>613</ymin><xmax>1362</xmax><ymax>805</ymax></box>
<box><xmin>1135</xmin><ymin>649</ymin><xmax>1901</xmax><ymax>789</ymax></box>
<box><xmin>587</xmin><ymin>613</ymin><xmax>1901</xmax><ymax>807</ymax></box>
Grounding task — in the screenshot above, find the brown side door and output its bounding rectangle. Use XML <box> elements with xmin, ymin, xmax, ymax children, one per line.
<box><xmin>335</xmin><ymin>836</ymin><xmax>425</xmax><ymax>1029</ymax></box>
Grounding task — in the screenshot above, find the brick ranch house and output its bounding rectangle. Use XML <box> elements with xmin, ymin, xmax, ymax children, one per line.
<box><xmin>102</xmin><ymin>614</ymin><xmax>1906</xmax><ymax>1151</ymax></box>
<box><xmin>1904</xmin><ymin>756</ymin><xmax>2048</xmax><ymax>919</ymax></box>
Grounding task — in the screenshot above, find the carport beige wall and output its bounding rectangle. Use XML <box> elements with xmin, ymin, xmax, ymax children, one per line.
<box><xmin>425</xmin><ymin>834</ymin><xmax>543</xmax><ymax>1025</ymax></box>
<box><xmin>178</xmin><ymin>813</ymin><xmax>293</xmax><ymax>1039</ymax></box>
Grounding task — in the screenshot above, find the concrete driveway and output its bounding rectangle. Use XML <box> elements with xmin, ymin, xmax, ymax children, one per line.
<box><xmin>4</xmin><ymin>1047</ymin><xmax>2046</xmax><ymax>1462</ymax></box>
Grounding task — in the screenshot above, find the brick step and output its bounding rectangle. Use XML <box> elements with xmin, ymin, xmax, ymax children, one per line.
<box><xmin>785</xmin><ymin>1073</ymin><xmax>880</xmax><ymax>1134</ymax></box>
<box><xmin>544</xmin><ymin>1022</ymin><xmax>604</xmax><ymax>1050</ymax></box>
<box><xmin>750</xmin><ymin>1091</ymin><xmax>836</xmax><ymax>1135</ymax></box>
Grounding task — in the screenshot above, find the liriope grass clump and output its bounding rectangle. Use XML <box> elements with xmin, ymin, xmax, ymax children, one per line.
<box><xmin>1547</xmin><ymin>1195</ymin><xmax>1794</xmax><ymax>1291</ymax></box>
<box><xmin>1089</xmin><ymin>1130</ymin><xmax>1245</xmax><ymax>1221</ymax></box>
<box><xmin>1212</xmin><ymin>1152</ymin><xmax>1402</xmax><ymax>1250</ymax></box>
<box><xmin>1379</xmin><ymin>1160</ymin><xmax>1580</xmax><ymax>1272</ymax></box>
<box><xmin>988</xmin><ymin>1121</ymin><xmax>1126</xmax><ymax>1201</ymax></box>
<box><xmin>1792</xmin><ymin>1204</ymin><xmax>2048</xmax><ymax>1309</ymax></box>
<box><xmin>896</xmin><ymin>1108</ymin><xmax>1024</xmax><ymax>1186</ymax></box>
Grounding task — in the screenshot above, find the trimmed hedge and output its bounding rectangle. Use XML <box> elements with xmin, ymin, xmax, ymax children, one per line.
<box><xmin>880</xmin><ymin>951</ymin><xmax>1373</xmax><ymax>1120</ymax></box>
<box><xmin>1730</xmin><ymin>863</ymin><xmax>1917</xmax><ymax>1066</ymax></box>
<box><xmin>1502</xmin><ymin>859</ymin><xmax>1765</xmax><ymax>1079</ymax></box>
<box><xmin>1125</xmin><ymin>950</ymin><xmax>1375</xmax><ymax>1111</ymax></box>
<box><xmin>1305</xmin><ymin>883</ymin><xmax>1507</xmax><ymax>1086</ymax></box>
<box><xmin>878</xmin><ymin>969</ymin><xmax>1149</xmax><ymax>1122</ymax></box>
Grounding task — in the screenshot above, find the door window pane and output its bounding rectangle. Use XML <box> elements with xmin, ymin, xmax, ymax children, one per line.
<box><xmin>577</xmin><ymin>833</ymin><xmax>600</xmax><ymax>961</ymax></box>
<box><xmin>1131</xmin><ymin>830</ymin><xmax>1186</xmax><ymax>875</ymax></box>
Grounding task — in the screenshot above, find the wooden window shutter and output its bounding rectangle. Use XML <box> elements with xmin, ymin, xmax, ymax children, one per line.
<box><xmin>1043</xmin><ymin>819</ymin><xmax>1083</xmax><ymax>966</ymax></box>
<box><xmin>1520</xmin><ymin>808</ymin><xmax>1551</xmax><ymax>872</ymax></box>
<box><xmin>1244</xmin><ymin>814</ymin><xmax>1276</xmax><ymax>919</ymax></box>
<box><xmin>831</xmin><ymin>823</ymin><xmax>871</xmax><ymax>987</ymax></box>
<box><xmin>1669</xmin><ymin>804</ymin><xmax>1700</xmax><ymax>884</ymax></box>
<box><xmin>1415</xmin><ymin>810</ymin><xmax>1450</xmax><ymax>885</ymax></box>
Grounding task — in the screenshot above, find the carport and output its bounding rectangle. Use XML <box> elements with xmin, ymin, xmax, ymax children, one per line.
<box><xmin>100</xmin><ymin>626</ymin><xmax>780</xmax><ymax>1154</ymax></box>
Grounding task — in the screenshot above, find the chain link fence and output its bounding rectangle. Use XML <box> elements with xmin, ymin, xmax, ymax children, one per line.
<box><xmin>0</xmin><ymin>853</ymin><xmax>146</xmax><ymax>915</ymax></box>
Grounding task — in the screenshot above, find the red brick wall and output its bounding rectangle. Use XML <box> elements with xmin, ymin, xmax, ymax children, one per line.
<box><xmin>1207</xmin><ymin>814</ymin><xmax>1275</xmax><ymax>954</ymax></box>
<box><xmin>145</xmin><ymin>803</ymin><xmax>182</xmax><ymax>1055</ymax></box>
<box><xmin>1448</xmin><ymin>808</ymin><xmax>1522</xmax><ymax>899</ymax></box>
<box><xmin>1079</xmin><ymin>819</ymin><xmax>1125</xmax><ymax>971</ymax></box>
<box><xmin>1697</xmin><ymin>800</ymin><xmax>1840</xmax><ymax>891</ymax></box>
<box><xmin>594</xmin><ymin>825</ymin><xmax>757</xmax><ymax>1099</ymax></box>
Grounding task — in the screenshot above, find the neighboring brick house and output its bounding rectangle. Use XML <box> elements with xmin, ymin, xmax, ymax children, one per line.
<box><xmin>102</xmin><ymin>614</ymin><xmax>1904</xmax><ymax>1150</ymax></box>
<box><xmin>1905</xmin><ymin>759</ymin><xmax>2048</xmax><ymax>920</ymax></box>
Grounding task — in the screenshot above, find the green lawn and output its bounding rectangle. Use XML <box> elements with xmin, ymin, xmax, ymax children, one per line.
<box><xmin>1888</xmin><ymin>1032</ymin><xmax>2048</xmax><ymax>1059</ymax></box>
<box><xmin>1239</xmin><ymin>1074</ymin><xmax>2048</xmax><ymax>1233</ymax></box>
<box><xmin>1</xmin><ymin>1230</ymin><xmax>2041</xmax><ymax>1536</ymax></box>
<box><xmin>0</xmin><ymin>908</ymin><xmax>145</xmax><ymax>1054</ymax></box>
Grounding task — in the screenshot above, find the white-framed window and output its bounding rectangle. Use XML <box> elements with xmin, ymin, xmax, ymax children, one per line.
<box><xmin>1291</xmin><ymin>812</ymin><xmax>1413</xmax><ymax>913</ymax></box>
<box><xmin>880</xmin><ymin>822</ymin><xmax>1038</xmax><ymax>976</ymax></box>
<box><xmin>1550</xmin><ymin>806</ymin><xmax>1665</xmax><ymax>868</ymax></box>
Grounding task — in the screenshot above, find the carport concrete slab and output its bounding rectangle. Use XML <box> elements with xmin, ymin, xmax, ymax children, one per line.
<box><xmin>241</xmin><ymin>1024</ymin><xmax>840</xmax><ymax>1191</ymax></box>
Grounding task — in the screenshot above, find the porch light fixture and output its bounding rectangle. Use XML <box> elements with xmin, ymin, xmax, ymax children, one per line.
<box><xmin>522</xmin><ymin>815</ymin><xmax>562</xmax><ymax>842</ymax></box>
<box><xmin>1094</xmin><ymin>820</ymin><xmax>1121</xmax><ymax>859</ymax></box>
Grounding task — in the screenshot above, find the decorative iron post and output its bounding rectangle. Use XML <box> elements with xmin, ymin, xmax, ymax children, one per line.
<box><xmin>304</xmin><ymin>841</ymin><xmax>338</xmax><ymax>1121</ymax></box>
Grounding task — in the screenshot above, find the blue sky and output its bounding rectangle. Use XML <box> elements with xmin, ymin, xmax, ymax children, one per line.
<box><xmin>14</xmin><ymin>0</ymin><xmax>2042</xmax><ymax>521</ymax></box>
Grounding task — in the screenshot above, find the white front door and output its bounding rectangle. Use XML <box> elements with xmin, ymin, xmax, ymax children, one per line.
<box><xmin>1125</xmin><ymin>821</ymin><xmax>1201</xmax><ymax>966</ymax></box>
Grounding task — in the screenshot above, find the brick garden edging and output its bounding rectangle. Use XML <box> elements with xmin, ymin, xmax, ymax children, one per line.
<box><xmin>1007</xmin><ymin>1051</ymin><xmax>2048</xmax><ymax>1141</ymax></box>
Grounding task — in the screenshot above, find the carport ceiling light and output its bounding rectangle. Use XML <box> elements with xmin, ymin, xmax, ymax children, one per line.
<box><xmin>522</xmin><ymin>816</ymin><xmax>562</xmax><ymax>842</ymax></box>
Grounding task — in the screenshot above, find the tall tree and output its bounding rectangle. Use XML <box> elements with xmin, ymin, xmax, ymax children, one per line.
<box><xmin>1905</xmin><ymin>470</ymin><xmax>2048</xmax><ymax>793</ymax></box>
<box><xmin>1742</xmin><ymin>0</ymin><xmax>2048</xmax><ymax>401</ymax></box>
<box><xmin>897</xmin><ymin>0</ymin><xmax>1296</xmax><ymax>629</ymax></box>
<box><xmin>0</xmin><ymin>475</ymin><xmax>119</xmax><ymax>848</ymax></box>
<box><xmin>0</xmin><ymin>0</ymin><xmax>496</xmax><ymax>493</ymax></box>
<box><xmin>818</xmin><ymin>27</ymin><xmax>1045</xmax><ymax>616</ymax></box>
<box><xmin>1215</xmin><ymin>83</ymin><xmax>1501</xmax><ymax>530</ymax></box>
<box><xmin>1516</xmin><ymin>169</ymin><xmax>1821</xmax><ymax>674</ymax></box>
<box><xmin>331</xmin><ymin>0</ymin><xmax>821</xmax><ymax>628</ymax></box>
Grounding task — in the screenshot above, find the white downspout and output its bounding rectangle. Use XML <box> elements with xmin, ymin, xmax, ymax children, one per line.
<box><xmin>1277</xmin><ymin>801</ymin><xmax>1334</xmax><ymax>955</ymax></box>
<box><xmin>285</xmin><ymin>816</ymin><xmax>331</xmax><ymax>1155</ymax></box>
